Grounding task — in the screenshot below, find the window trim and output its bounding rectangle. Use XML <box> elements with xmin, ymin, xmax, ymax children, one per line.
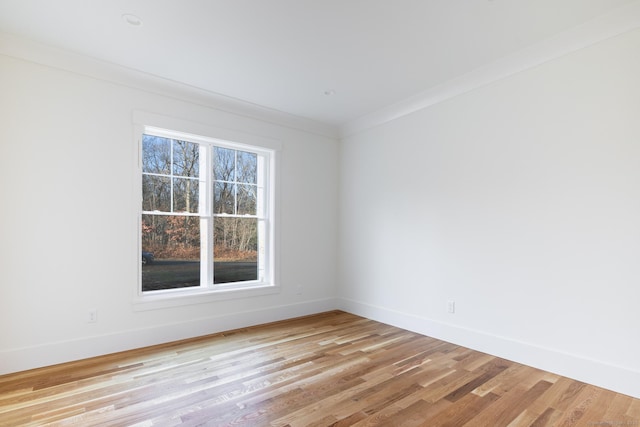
<box><xmin>133</xmin><ymin>111</ymin><xmax>281</xmax><ymax>310</ymax></box>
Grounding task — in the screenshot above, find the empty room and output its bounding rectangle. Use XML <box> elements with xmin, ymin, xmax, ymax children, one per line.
<box><xmin>1</xmin><ymin>0</ymin><xmax>640</xmax><ymax>425</ymax></box>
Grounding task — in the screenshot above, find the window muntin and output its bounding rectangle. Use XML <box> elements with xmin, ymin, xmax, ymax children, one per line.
<box><xmin>141</xmin><ymin>131</ymin><xmax>271</xmax><ymax>293</ymax></box>
<box><xmin>142</xmin><ymin>136</ymin><xmax>200</xmax><ymax>214</ymax></box>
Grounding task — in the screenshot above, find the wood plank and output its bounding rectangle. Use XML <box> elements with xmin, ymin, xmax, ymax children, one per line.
<box><xmin>0</xmin><ymin>311</ymin><xmax>638</xmax><ymax>426</ymax></box>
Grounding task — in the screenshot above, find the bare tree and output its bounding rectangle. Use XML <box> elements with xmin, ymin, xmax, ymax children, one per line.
<box><xmin>143</xmin><ymin>138</ymin><xmax>258</xmax><ymax>262</ymax></box>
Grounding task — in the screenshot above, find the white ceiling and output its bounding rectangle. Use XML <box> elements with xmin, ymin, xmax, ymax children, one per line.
<box><xmin>0</xmin><ymin>0</ymin><xmax>636</xmax><ymax>128</ymax></box>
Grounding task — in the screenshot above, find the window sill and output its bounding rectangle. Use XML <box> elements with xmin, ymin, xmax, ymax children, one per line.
<box><xmin>133</xmin><ymin>283</ymin><xmax>280</xmax><ymax>311</ymax></box>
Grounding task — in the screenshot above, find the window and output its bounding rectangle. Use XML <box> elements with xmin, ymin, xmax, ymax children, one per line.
<box><xmin>139</xmin><ymin>126</ymin><xmax>275</xmax><ymax>297</ymax></box>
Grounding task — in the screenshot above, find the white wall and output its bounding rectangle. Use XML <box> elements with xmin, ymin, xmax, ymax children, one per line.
<box><xmin>0</xmin><ymin>51</ymin><xmax>339</xmax><ymax>373</ymax></box>
<box><xmin>3</xmin><ymin>25</ymin><xmax>640</xmax><ymax>400</ymax></box>
<box><xmin>339</xmin><ymin>28</ymin><xmax>640</xmax><ymax>398</ymax></box>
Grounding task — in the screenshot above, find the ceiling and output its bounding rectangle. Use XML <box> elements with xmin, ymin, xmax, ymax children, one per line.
<box><xmin>0</xmin><ymin>0</ymin><xmax>635</xmax><ymax>128</ymax></box>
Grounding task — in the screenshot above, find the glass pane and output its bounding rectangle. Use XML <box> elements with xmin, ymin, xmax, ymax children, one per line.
<box><xmin>173</xmin><ymin>178</ymin><xmax>199</xmax><ymax>213</ymax></box>
<box><xmin>142</xmin><ymin>175</ymin><xmax>171</xmax><ymax>212</ymax></box>
<box><xmin>214</xmin><ymin>147</ymin><xmax>235</xmax><ymax>182</ymax></box>
<box><xmin>141</xmin><ymin>214</ymin><xmax>200</xmax><ymax>291</ymax></box>
<box><xmin>142</xmin><ymin>135</ymin><xmax>171</xmax><ymax>174</ymax></box>
<box><xmin>237</xmin><ymin>184</ymin><xmax>257</xmax><ymax>215</ymax></box>
<box><xmin>213</xmin><ymin>217</ymin><xmax>258</xmax><ymax>284</ymax></box>
<box><xmin>236</xmin><ymin>151</ymin><xmax>257</xmax><ymax>184</ymax></box>
<box><xmin>214</xmin><ymin>182</ymin><xmax>235</xmax><ymax>214</ymax></box>
<box><xmin>173</xmin><ymin>140</ymin><xmax>199</xmax><ymax>177</ymax></box>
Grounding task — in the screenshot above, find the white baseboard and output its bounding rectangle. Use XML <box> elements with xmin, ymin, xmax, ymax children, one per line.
<box><xmin>0</xmin><ymin>298</ymin><xmax>338</xmax><ymax>376</ymax></box>
<box><xmin>338</xmin><ymin>297</ymin><xmax>640</xmax><ymax>399</ymax></box>
<box><xmin>5</xmin><ymin>296</ymin><xmax>639</xmax><ymax>400</ymax></box>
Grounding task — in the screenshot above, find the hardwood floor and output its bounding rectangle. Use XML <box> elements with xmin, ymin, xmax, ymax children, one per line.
<box><xmin>1</xmin><ymin>311</ymin><xmax>638</xmax><ymax>426</ymax></box>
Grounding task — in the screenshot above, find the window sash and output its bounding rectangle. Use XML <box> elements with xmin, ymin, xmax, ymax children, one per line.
<box><xmin>141</xmin><ymin>130</ymin><xmax>271</xmax><ymax>293</ymax></box>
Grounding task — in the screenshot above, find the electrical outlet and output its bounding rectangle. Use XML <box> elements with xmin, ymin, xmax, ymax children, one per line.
<box><xmin>88</xmin><ymin>308</ymin><xmax>97</xmax><ymax>323</ymax></box>
<box><xmin>447</xmin><ymin>300</ymin><xmax>455</xmax><ymax>314</ymax></box>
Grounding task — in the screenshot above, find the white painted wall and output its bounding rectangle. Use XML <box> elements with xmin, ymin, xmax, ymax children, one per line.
<box><xmin>0</xmin><ymin>52</ymin><xmax>339</xmax><ymax>373</ymax></box>
<box><xmin>339</xmin><ymin>29</ymin><xmax>640</xmax><ymax>397</ymax></box>
<box><xmin>2</xmin><ymin>24</ymin><xmax>640</xmax><ymax>400</ymax></box>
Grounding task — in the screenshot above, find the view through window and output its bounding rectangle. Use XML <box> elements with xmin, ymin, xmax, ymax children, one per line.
<box><xmin>141</xmin><ymin>131</ymin><xmax>269</xmax><ymax>292</ymax></box>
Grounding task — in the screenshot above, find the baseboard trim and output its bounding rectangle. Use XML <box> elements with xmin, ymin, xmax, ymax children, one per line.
<box><xmin>5</xmin><ymin>296</ymin><xmax>639</xmax><ymax>400</ymax></box>
<box><xmin>338</xmin><ymin>298</ymin><xmax>640</xmax><ymax>399</ymax></box>
<box><xmin>0</xmin><ymin>298</ymin><xmax>338</xmax><ymax>376</ymax></box>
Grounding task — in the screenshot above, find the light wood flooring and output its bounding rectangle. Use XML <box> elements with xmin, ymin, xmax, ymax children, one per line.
<box><xmin>1</xmin><ymin>311</ymin><xmax>639</xmax><ymax>426</ymax></box>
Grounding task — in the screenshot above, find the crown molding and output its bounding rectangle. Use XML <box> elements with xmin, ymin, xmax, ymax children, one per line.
<box><xmin>340</xmin><ymin>0</ymin><xmax>640</xmax><ymax>138</ymax></box>
<box><xmin>0</xmin><ymin>31</ymin><xmax>339</xmax><ymax>139</ymax></box>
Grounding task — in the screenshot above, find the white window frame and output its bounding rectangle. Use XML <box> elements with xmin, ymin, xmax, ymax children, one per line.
<box><xmin>133</xmin><ymin>112</ymin><xmax>280</xmax><ymax>310</ymax></box>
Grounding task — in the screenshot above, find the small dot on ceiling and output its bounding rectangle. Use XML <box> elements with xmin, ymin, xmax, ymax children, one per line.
<box><xmin>122</xmin><ymin>14</ymin><xmax>143</xmax><ymax>27</ymax></box>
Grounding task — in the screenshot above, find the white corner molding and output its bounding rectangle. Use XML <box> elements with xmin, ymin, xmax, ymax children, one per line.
<box><xmin>338</xmin><ymin>298</ymin><xmax>640</xmax><ymax>400</ymax></box>
<box><xmin>340</xmin><ymin>0</ymin><xmax>640</xmax><ymax>138</ymax></box>
<box><xmin>0</xmin><ymin>31</ymin><xmax>338</xmax><ymax>139</ymax></box>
